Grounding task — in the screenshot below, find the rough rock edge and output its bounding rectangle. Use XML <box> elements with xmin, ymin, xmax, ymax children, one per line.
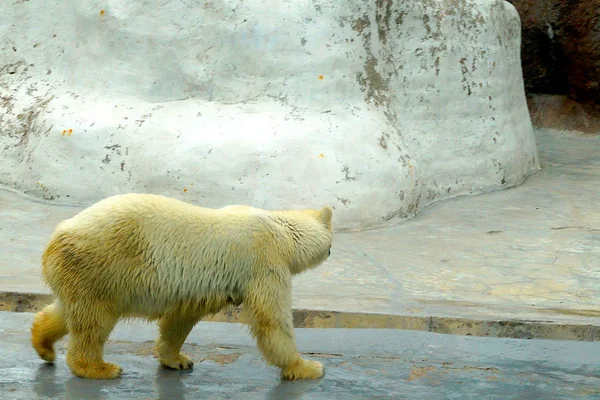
<box><xmin>1</xmin><ymin>291</ymin><xmax>597</xmax><ymax>342</ymax></box>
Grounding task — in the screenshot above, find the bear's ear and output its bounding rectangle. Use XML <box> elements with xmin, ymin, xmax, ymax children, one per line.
<box><xmin>318</xmin><ymin>206</ymin><xmax>333</xmax><ymax>227</ymax></box>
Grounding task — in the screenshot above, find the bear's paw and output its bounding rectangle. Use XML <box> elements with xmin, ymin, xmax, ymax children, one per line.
<box><xmin>70</xmin><ymin>362</ymin><xmax>123</xmax><ymax>380</ymax></box>
<box><xmin>159</xmin><ymin>352</ymin><xmax>194</xmax><ymax>370</ymax></box>
<box><xmin>281</xmin><ymin>359</ymin><xmax>325</xmax><ymax>380</ymax></box>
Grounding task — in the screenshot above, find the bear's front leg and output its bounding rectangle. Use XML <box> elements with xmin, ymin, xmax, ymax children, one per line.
<box><xmin>154</xmin><ymin>313</ymin><xmax>200</xmax><ymax>370</ymax></box>
<box><xmin>245</xmin><ymin>272</ymin><xmax>325</xmax><ymax>380</ymax></box>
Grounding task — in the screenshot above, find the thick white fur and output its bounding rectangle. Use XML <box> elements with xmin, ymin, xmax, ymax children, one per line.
<box><xmin>31</xmin><ymin>194</ymin><xmax>333</xmax><ymax>380</ymax></box>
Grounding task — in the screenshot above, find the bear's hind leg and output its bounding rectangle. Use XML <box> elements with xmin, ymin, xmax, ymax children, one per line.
<box><xmin>245</xmin><ymin>275</ymin><xmax>324</xmax><ymax>380</ymax></box>
<box><xmin>154</xmin><ymin>313</ymin><xmax>201</xmax><ymax>370</ymax></box>
<box><xmin>31</xmin><ymin>300</ymin><xmax>68</xmax><ymax>363</ymax></box>
<box><xmin>65</xmin><ymin>304</ymin><xmax>121</xmax><ymax>379</ymax></box>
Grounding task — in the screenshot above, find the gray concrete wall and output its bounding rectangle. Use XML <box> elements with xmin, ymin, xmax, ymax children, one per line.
<box><xmin>0</xmin><ymin>0</ymin><xmax>539</xmax><ymax>231</ymax></box>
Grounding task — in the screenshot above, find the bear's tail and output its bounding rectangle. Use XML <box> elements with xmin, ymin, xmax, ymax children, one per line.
<box><xmin>31</xmin><ymin>300</ymin><xmax>68</xmax><ymax>363</ymax></box>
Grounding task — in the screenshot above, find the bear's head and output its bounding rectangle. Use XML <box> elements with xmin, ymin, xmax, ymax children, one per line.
<box><xmin>286</xmin><ymin>205</ymin><xmax>333</xmax><ymax>275</ymax></box>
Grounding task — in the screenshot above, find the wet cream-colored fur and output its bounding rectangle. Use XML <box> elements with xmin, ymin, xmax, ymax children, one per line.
<box><xmin>31</xmin><ymin>193</ymin><xmax>333</xmax><ymax>380</ymax></box>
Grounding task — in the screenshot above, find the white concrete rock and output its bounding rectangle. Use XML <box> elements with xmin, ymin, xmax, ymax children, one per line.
<box><xmin>0</xmin><ymin>0</ymin><xmax>538</xmax><ymax>231</ymax></box>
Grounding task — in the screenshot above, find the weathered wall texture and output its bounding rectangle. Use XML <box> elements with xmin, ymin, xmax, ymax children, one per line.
<box><xmin>506</xmin><ymin>0</ymin><xmax>600</xmax><ymax>103</ymax></box>
<box><xmin>506</xmin><ymin>0</ymin><xmax>600</xmax><ymax>133</ymax></box>
<box><xmin>0</xmin><ymin>0</ymin><xmax>539</xmax><ymax>231</ymax></box>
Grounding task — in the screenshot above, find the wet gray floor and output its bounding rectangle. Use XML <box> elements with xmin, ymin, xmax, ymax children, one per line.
<box><xmin>0</xmin><ymin>312</ymin><xmax>599</xmax><ymax>399</ymax></box>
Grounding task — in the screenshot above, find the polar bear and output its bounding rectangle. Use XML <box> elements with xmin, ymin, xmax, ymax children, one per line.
<box><xmin>31</xmin><ymin>193</ymin><xmax>333</xmax><ymax>380</ymax></box>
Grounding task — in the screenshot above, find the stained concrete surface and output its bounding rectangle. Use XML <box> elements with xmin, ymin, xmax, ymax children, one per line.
<box><xmin>0</xmin><ymin>312</ymin><xmax>599</xmax><ymax>400</ymax></box>
<box><xmin>1</xmin><ymin>127</ymin><xmax>598</xmax><ymax>335</ymax></box>
<box><xmin>1</xmin><ymin>0</ymin><xmax>538</xmax><ymax>231</ymax></box>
